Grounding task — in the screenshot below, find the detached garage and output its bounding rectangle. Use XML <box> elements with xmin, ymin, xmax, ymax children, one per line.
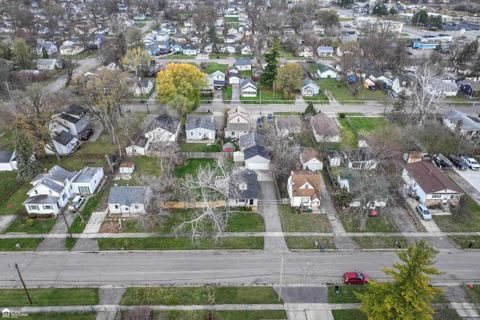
<box><xmin>244</xmin><ymin>145</ymin><xmax>270</xmax><ymax>170</ymax></box>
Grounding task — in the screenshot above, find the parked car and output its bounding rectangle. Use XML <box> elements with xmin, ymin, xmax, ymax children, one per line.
<box><xmin>343</xmin><ymin>272</ymin><xmax>369</xmax><ymax>285</ymax></box>
<box><xmin>433</xmin><ymin>154</ymin><xmax>453</xmax><ymax>170</ymax></box>
<box><xmin>69</xmin><ymin>195</ymin><xmax>85</xmax><ymax>211</ymax></box>
<box><xmin>416</xmin><ymin>204</ymin><xmax>432</xmax><ymax>221</ymax></box>
<box><xmin>80</xmin><ymin>129</ymin><xmax>94</xmax><ymax>141</ymax></box>
<box><xmin>368</xmin><ymin>210</ymin><xmax>379</xmax><ymax>217</ymax></box>
<box><xmin>448</xmin><ymin>155</ymin><xmax>468</xmax><ymax>171</ymax></box>
<box><xmin>462</xmin><ymin>156</ymin><xmax>480</xmax><ymax>170</ymax></box>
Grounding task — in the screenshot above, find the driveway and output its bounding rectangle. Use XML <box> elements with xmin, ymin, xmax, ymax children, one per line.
<box><xmin>275</xmin><ymin>286</ymin><xmax>327</xmax><ymax>303</ymax></box>
<box><xmin>36</xmin><ymin>212</ymin><xmax>77</xmax><ymax>251</ymax></box>
<box><xmin>449</xmin><ymin>169</ymin><xmax>480</xmax><ymax>205</ymax></box>
<box><xmin>0</xmin><ymin>215</ymin><xmax>16</xmax><ymax>233</ymax></box>
<box><xmin>231</xmin><ymin>83</ymin><xmax>240</xmax><ymax>104</ymax></box>
<box><xmin>83</xmin><ymin>210</ymin><xmax>108</xmax><ymax>234</ymax></box>
<box><xmin>258</xmin><ymin>181</ymin><xmax>288</xmax><ymax>252</ymax></box>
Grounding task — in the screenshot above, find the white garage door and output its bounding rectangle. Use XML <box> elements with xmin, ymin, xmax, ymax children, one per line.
<box><xmin>246</xmin><ymin>161</ymin><xmax>269</xmax><ymax>170</ymax></box>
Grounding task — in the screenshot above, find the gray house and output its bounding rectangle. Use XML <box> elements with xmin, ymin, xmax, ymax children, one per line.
<box><xmin>108</xmin><ymin>186</ymin><xmax>151</xmax><ymax>216</ymax></box>
<box><xmin>186</xmin><ymin>115</ymin><xmax>216</xmax><ymax>142</ymax></box>
<box><xmin>51</xmin><ymin>104</ymin><xmax>90</xmax><ymax>136</ymax></box>
<box><xmin>229</xmin><ymin>169</ymin><xmax>259</xmax><ymax>207</ymax></box>
<box><xmin>301</xmin><ymin>79</ymin><xmax>320</xmax><ymax>97</ymax></box>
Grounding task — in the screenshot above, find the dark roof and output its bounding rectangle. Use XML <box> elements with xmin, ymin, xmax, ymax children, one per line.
<box><xmin>404</xmin><ymin>161</ymin><xmax>461</xmax><ymax>194</ymax></box>
<box><xmin>239</xmin><ymin>132</ymin><xmax>263</xmax><ymax>150</ymax></box>
<box><xmin>53</xmin><ymin>130</ymin><xmax>76</xmax><ymax>146</ymax></box>
<box><xmin>235</xmin><ymin>58</ymin><xmax>251</xmax><ymax>66</ymax></box>
<box><xmin>244</xmin><ymin>144</ymin><xmax>269</xmax><ymax>160</ymax></box>
<box><xmin>63</xmin><ymin>104</ymin><xmax>88</xmax><ymax>117</ymax></box>
<box><xmin>229</xmin><ymin>169</ymin><xmax>259</xmax><ymax>199</ymax></box>
<box><xmin>318</xmin><ymin>64</ymin><xmax>336</xmax><ymax>73</ymax></box>
<box><xmin>0</xmin><ymin>150</ymin><xmax>14</xmax><ymax>163</ymax></box>
<box><xmin>240</xmin><ymin>78</ymin><xmax>256</xmax><ymax>88</ymax></box>
<box><xmin>24</xmin><ymin>195</ymin><xmax>59</xmax><ymax>205</ymax></box>
<box><xmin>59</xmin><ymin>113</ymin><xmax>81</xmax><ymax>124</ymax></box>
<box><xmin>108</xmin><ymin>186</ymin><xmax>150</xmax><ymax>206</ymax></box>
<box><xmin>186</xmin><ymin>115</ymin><xmax>215</xmax><ymax>131</ymax></box>
<box><xmin>73</xmin><ymin>167</ymin><xmax>102</xmax><ymax>183</ymax></box>
<box><xmin>310</xmin><ymin>113</ymin><xmax>340</xmax><ymax>137</ymax></box>
<box><xmin>147</xmin><ymin>114</ymin><xmax>180</xmax><ymax>134</ymax></box>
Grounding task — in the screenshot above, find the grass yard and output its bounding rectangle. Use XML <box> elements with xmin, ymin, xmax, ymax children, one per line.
<box><xmin>352</xmin><ymin>236</ymin><xmax>407</xmax><ymax>249</ymax></box>
<box><xmin>121</xmin><ymin>286</ymin><xmax>280</xmax><ymax>305</ymax></box>
<box><xmin>239</xmin><ymin>70</ymin><xmax>253</xmax><ymax>78</ymax></box>
<box><xmin>0</xmin><ymin>288</ymin><xmax>98</xmax><ymax>307</ymax></box>
<box><xmin>129</xmin><ymin>156</ymin><xmax>162</xmax><ymax>178</ymax></box>
<box><xmin>434</xmin><ymin>196</ymin><xmax>480</xmax><ymax>232</ymax></box>
<box><xmin>224</xmin><ymin>84</ymin><xmax>233</xmax><ymax>103</ymax></box>
<box><xmin>339</xmin><ymin>118</ymin><xmax>358</xmax><ymax>148</ymax></box>
<box><xmin>328</xmin><ymin>285</ymin><xmax>367</xmax><ymax>303</ymax></box>
<box><xmin>225</xmin><ymin>16</ymin><xmax>240</xmax><ymax>23</ymax></box>
<box><xmin>5</xmin><ymin>216</ymin><xmax>56</xmax><ymax>234</ymax></box>
<box><xmin>434</xmin><ymin>306</ymin><xmax>462</xmax><ymax>320</ymax></box>
<box><xmin>465</xmin><ymin>284</ymin><xmax>480</xmax><ymax>303</ymax></box>
<box><xmin>203</xmin><ymin>62</ymin><xmax>228</xmax><ymax>74</ymax></box>
<box><xmin>450</xmin><ymin>236</ymin><xmax>480</xmax><ymax>249</ymax></box>
<box><xmin>174</xmin><ymin>158</ymin><xmax>215</xmax><ymax>178</ymax></box>
<box><xmin>0</xmin><ymin>183</ymin><xmax>31</xmax><ymax>216</ymax></box>
<box><xmin>318</xmin><ymin>79</ymin><xmax>388</xmax><ymax>104</ymax></box>
<box><xmin>0</xmin><ymin>129</ymin><xmax>15</xmax><ymax>150</ymax></box>
<box><xmin>60</xmin><ymin>49</ymin><xmax>97</xmax><ymax>60</ymax></box>
<box><xmin>303</xmin><ymin>91</ymin><xmax>329</xmax><ymax>104</ymax></box>
<box><xmin>285</xmin><ymin>236</ymin><xmax>336</xmax><ymax>250</ymax></box>
<box><xmin>151</xmin><ymin>310</ymin><xmax>287</xmax><ymax>320</ymax></box>
<box><xmin>70</xmin><ymin>186</ymin><xmax>108</xmax><ymax>233</ymax></box>
<box><xmin>224</xmin><ymin>212</ymin><xmax>265</xmax><ymax>232</ymax></box>
<box><xmin>180</xmin><ymin>143</ymin><xmax>221</xmax><ymax>152</ymax></box>
<box><xmin>339</xmin><ymin>211</ymin><xmax>397</xmax><ymax>233</ymax></box>
<box><xmin>23</xmin><ymin>314</ymin><xmax>95</xmax><ymax>320</ymax></box>
<box><xmin>338</xmin><ymin>117</ymin><xmax>388</xmax><ymax>148</ymax></box>
<box><xmin>0</xmin><ymin>238</ymin><xmax>43</xmax><ymax>251</ymax></box>
<box><xmin>0</xmin><ymin>171</ymin><xmax>21</xmax><ymax>206</ymax></box>
<box><xmin>98</xmin><ymin>237</ymin><xmax>264</xmax><ymax>250</ymax></box>
<box><xmin>159</xmin><ymin>53</ymin><xmax>196</xmax><ymax>59</ymax></box>
<box><xmin>241</xmin><ymin>86</ymin><xmax>294</xmax><ymax>104</ymax></box>
<box><xmin>332</xmin><ymin>310</ymin><xmax>367</xmax><ymax>320</ymax></box>
<box><xmin>279</xmin><ymin>205</ymin><xmax>332</xmax><ymax>232</ymax></box>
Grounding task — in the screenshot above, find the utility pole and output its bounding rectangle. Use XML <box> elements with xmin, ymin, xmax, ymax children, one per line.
<box><xmin>62</xmin><ymin>212</ymin><xmax>73</xmax><ymax>239</ymax></box>
<box><xmin>278</xmin><ymin>257</ymin><xmax>285</xmax><ymax>302</ymax></box>
<box><xmin>14</xmin><ymin>263</ymin><xmax>33</xmax><ymax>305</ymax></box>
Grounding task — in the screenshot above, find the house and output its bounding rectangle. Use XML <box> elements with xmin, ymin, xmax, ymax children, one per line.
<box><xmin>133</xmin><ymin>79</ymin><xmax>154</xmax><ymax>97</ymax></box>
<box><xmin>241</xmin><ymin>45</ymin><xmax>253</xmax><ymax>55</ymax></box>
<box><xmin>443</xmin><ymin>110</ymin><xmax>480</xmax><ymax>141</ymax></box>
<box><xmin>434</xmin><ymin>80</ymin><xmax>458</xmax><ymax>97</ymax></box>
<box><xmin>36</xmin><ymin>41</ymin><xmax>58</xmax><ymax>55</ymax></box>
<box><xmin>70</xmin><ymin>167</ymin><xmax>104</xmax><ymax>194</ymax></box>
<box><xmin>225</xmin><ymin>105</ymin><xmax>250</xmax><ymax>139</ymax></box>
<box><xmin>298</xmin><ymin>46</ymin><xmax>314</xmax><ymax>58</ymax></box>
<box><xmin>36</xmin><ymin>59</ymin><xmax>62</xmax><ymax>70</ymax></box>
<box><xmin>402</xmin><ymin>161</ymin><xmax>462</xmax><ymax>207</ymax></box>
<box><xmin>327</xmin><ymin>151</ymin><xmax>342</xmax><ymax>167</ymax></box>
<box><xmin>144</xmin><ymin>114</ymin><xmax>180</xmax><ymax>143</ymax></box>
<box><xmin>337</xmin><ymin>173</ymin><xmax>387</xmax><ymax>208</ymax></box>
<box><xmin>235</xmin><ymin>59</ymin><xmax>252</xmax><ymax>71</ymax></box>
<box><xmin>228</xmin><ymin>169</ymin><xmax>258</xmax><ymax>207</ymax></box>
<box><xmin>208</xmin><ymin>70</ymin><xmax>226</xmax><ymax>90</ymax></box>
<box><xmin>391</xmin><ymin>74</ymin><xmax>413</xmax><ymax>95</ymax></box>
<box><xmin>317</xmin><ymin>64</ymin><xmax>338</xmax><ymax>79</ymax></box>
<box><xmin>108</xmin><ymin>186</ymin><xmax>151</xmax><ymax>215</ymax></box>
<box><xmin>45</xmin><ymin>130</ymin><xmax>78</xmax><ymax>156</ymax></box>
<box><xmin>347</xmin><ymin>148</ymin><xmax>377</xmax><ymax>170</ymax></box>
<box><xmin>239</xmin><ymin>132</ymin><xmax>263</xmax><ymax>151</ymax></box>
<box><xmin>310</xmin><ymin>113</ymin><xmax>341</xmax><ymax>142</ymax></box>
<box><xmin>317</xmin><ymin>46</ymin><xmax>334</xmax><ymax>57</ymax></box>
<box><xmin>59</xmin><ymin>40</ymin><xmax>84</xmax><ymax>55</ymax></box>
<box><xmin>301</xmin><ymin>79</ymin><xmax>320</xmax><ymax>97</ymax></box>
<box><xmin>300</xmin><ymin>149</ymin><xmax>323</xmax><ymax>172</ymax></box>
<box><xmin>244</xmin><ymin>145</ymin><xmax>270</xmax><ymax>170</ymax></box>
<box><xmin>240</xmin><ymin>78</ymin><xmax>257</xmax><ymax>97</ymax></box>
<box><xmin>0</xmin><ymin>150</ymin><xmax>17</xmax><ymax>171</ymax></box>
<box><xmin>186</xmin><ymin>115</ymin><xmax>216</xmax><ymax>142</ymax></box>
<box><xmin>182</xmin><ymin>45</ymin><xmax>198</xmax><ymax>55</ymax></box>
<box><xmin>458</xmin><ymin>80</ymin><xmax>480</xmax><ymax>97</ymax></box>
<box><xmin>229</xmin><ymin>74</ymin><xmax>240</xmax><ymax>84</ymax></box>
<box><xmin>51</xmin><ymin>104</ymin><xmax>90</xmax><ymax>136</ymax></box>
<box><xmin>287</xmin><ymin>170</ymin><xmax>321</xmax><ymax>209</ymax></box>
<box><xmin>126</xmin><ymin>137</ymin><xmax>151</xmax><ymax>156</ymax></box>
<box><xmin>119</xmin><ymin>162</ymin><xmax>135</xmax><ymax>174</ymax></box>
<box><xmin>275</xmin><ymin>116</ymin><xmax>302</xmax><ymax>137</ymax></box>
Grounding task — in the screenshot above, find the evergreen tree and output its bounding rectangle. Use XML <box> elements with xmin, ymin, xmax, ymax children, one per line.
<box><xmin>12</xmin><ymin>37</ymin><xmax>34</xmax><ymax>70</ymax></box>
<box><xmin>15</xmin><ymin>130</ymin><xmax>41</xmax><ymax>182</ymax></box>
<box><xmin>455</xmin><ymin>40</ymin><xmax>479</xmax><ymax>69</ymax></box>
<box><xmin>42</xmin><ymin>47</ymin><xmax>49</xmax><ymax>59</ymax></box>
<box><xmin>304</xmin><ymin>101</ymin><xmax>317</xmax><ymax>116</ymax></box>
<box><xmin>358</xmin><ymin>241</ymin><xmax>443</xmax><ymax>320</ymax></box>
<box><xmin>260</xmin><ymin>38</ymin><xmax>281</xmax><ymax>87</ymax></box>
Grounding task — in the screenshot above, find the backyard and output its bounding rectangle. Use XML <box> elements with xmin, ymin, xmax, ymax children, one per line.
<box><xmin>180</xmin><ymin>143</ymin><xmax>221</xmax><ymax>152</ymax></box>
<box><xmin>318</xmin><ymin>79</ymin><xmax>389</xmax><ymax>104</ymax></box>
<box><xmin>434</xmin><ymin>196</ymin><xmax>480</xmax><ymax>232</ymax></box>
<box><xmin>203</xmin><ymin>62</ymin><xmax>228</xmax><ymax>74</ymax></box>
<box><xmin>338</xmin><ymin>116</ymin><xmax>389</xmax><ymax>148</ymax></box>
<box><xmin>175</xmin><ymin>158</ymin><xmax>216</xmax><ymax>178</ymax></box>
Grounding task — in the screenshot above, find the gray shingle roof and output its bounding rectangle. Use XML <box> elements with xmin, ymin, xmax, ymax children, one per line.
<box><xmin>73</xmin><ymin>167</ymin><xmax>102</xmax><ymax>183</ymax></box>
<box><xmin>0</xmin><ymin>150</ymin><xmax>14</xmax><ymax>163</ymax></box>
<box><xmin>229</xmin><ymin>169</ymin><xmax>259</xmax><ymax>199</ymax></box>
<box><xmin>24</xmin><ymin>195</ymin><xmax>59</xmax><ymax>205</ymax></box>
<box><xmin>235</xmin><ymin>58</ymin><xmax>251</xmax><ymax>66</ymax></box>
<box><xmin>444</xmin><ymin>110</ymin><xmax>480</xmax><ymax>131</ymax></box>
<box><xmin>147</xmin><ymin>114</ymin><xmax>180</xmax><ymax>134</ymax></box>
<box><xmin>53</xmin><ymin>130</ymin><xmax>76</xmax><ymax>146</ymax></box>
<box><xmin>186</xmin><ymin>115</ymin><xmax>215</xmax><ymax>131</ymax></box>
<box><xmin>239</xmin><ymin>132</ymin><xmax>263</xmax><ymax>151</ymax></box>
<box><xmin>244</xmin><ymin>144</ymin><xmax>269</xmax><ymax>160</ymax></box>
<box><xmin>46</xmin><ymin>165</ymin><xmax>76</xmax><ymax>183</ymax></box>
<box><xmin>108</xmin><ymin>186</ymin><xmax>149</xmax><ymax>206</ymax></box>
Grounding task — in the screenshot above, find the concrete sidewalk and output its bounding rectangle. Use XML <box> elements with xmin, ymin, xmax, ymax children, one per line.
<box><xmin>83</xmin><ymin>211</ymin><xmax>108</xmax><ymax>234</ymax></box>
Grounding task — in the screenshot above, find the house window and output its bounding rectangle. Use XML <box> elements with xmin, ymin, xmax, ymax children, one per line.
<box><xmin>34</xmin><ymin>190</ymin><xmax>38</xmax><ymax>195</ymax></box>
<box><xmin>79</xmin><ymin>186</ymin><xmax>90</xmax><ymax>194</ymax></box>
<box><xmin>43</xmin><ymin>205</ymin><xmax>52</xmax><ymax>210</ymax></box>
<box><xmin>301</xmin><ymin>197</ymin><xmax>310</xmax><ymax>203</ymax></box>
<box><xmin>29</xmin><ymin>205</ymin><xmax>39</xmax><ymax>211</ymax></box>
<box><xmin>432</xmin><ymin>194</ymin><xmax>441</xmax><ymax>199</ymax></box>
<box><xmin>114</xmin><ymin>205</ymin><xmax>119</xmax><ymax>209</ymax></box>
<box><xmin>61</xmin><ymin>193</ymin><xmax>67</xmax><ymax>200</ymax></box>
<box><xmin>190</xmin><ymin>132</ymin><xmax>193</xmax><ymax>136</ymax></box>
<box><xmin>134</xmin><ymin>205</ymin><xmax>139</xmax><ymax>209</ymax></box>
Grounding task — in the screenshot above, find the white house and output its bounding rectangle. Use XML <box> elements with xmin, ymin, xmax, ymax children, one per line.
<box><xmin>317</xmin><ymin>46</ymin><xmax>334</xmax><ymax>57</ymax></box>
<box><xmin>225</xmin><ymin>106</ymin><xmax>250</xmax><ymax>139</ymax></box>
<box><xmin>51</xmin><ymin>104</ymin><xmax>90</xmax><ymax>136</ymax></box>
<box><xmin>235</xmin><ymin>59</ymin><xmax>252</xmax><ymax>71</ymax></box>
<box><xmin>108</xmin><ymin>186</ymin><xmax>151</xmax><ymax>216</ymax></box>
<box><xmin>347</xmin><ymin>149</ymin><xmax>377</xmax><ymax>170</ymax></box>
<box><xmin>0</xmin><ymin>150</ymin><xmax>17</xmax><ymax>171</ymax></box>
<box><xmin>36</xmin><ymin>41</ymin><xmax>58</xmax><ymax>56</ymax></box>
<box><xmin>402</xmin><ymin>161</ymin><xmax>462</xmax><ymax>207</ymax></box>
<box><xmin>186</xmin><ymin>115</ymin><xmax>216</xmax><ymax>142</ymax></box>
<box><xmin>45</xmin><ymin>130</ymin><xmax>78</xmax><ymax>156</ymax></box>
<box><xmin>144</xmin><ymin>114</ymin><xmax>180</xmax><ymax>143</ymax></box>
<box><xmin>298</xmin><ymin>46</ymin><xmax>314</xmax><ymax>58</ymax></box>
<box><xmin>229</xmin><ymin>74</ymin><xmax>240</xmax><ymax>84</ymax></box>
<box><xmin>240</xmin><ymin>79</ymin><xmax>257</xmax><ymax>97</ymax></box>
<box><xmin>300</xmin><ymin>149</ymin><xmax>323</xmax><ymax>172</ymax></box>
<box><xmin>59</xmin><ymin>40</ymin><xmax>84</xmax><ymax>55</ymax></box>
<box><xmin>244</xmin><ymin>145</ymin><xmax>270</xmax><ymax>170</ymax></box>
<box><xmin>228</xmin><ymin>169</ymin><xmax>258</xmax><ymax>208</ymax></box>
<box><xmin>126</xmin><ymin>137</ymin><xmax>151</xmax><ymax>156</ymax></box>
<box><xmin>36</xmin><ymin>59</ymin><xmax>61</xmax><ymax>70</ymax></box>
<box><xmin>241</xmin><ymin>45</ymin><xmax>253</xmax><ymax>55</ymax></box>
<box><xmin>433</xmin><ymin>80</ymin><xmax>458</xmax><ymax>97</ymax></box>
<box><xmin>301</xmin><ymin>79</ymin><xmax>320</xmax><ymax>97</ymax></box>
<box><xmin>317</xmin><ymin>64</ymin><xmax>338</xmax><ymax>79</ymax></box>
<box><xmin>287</xmin><ymin>170</ymin><xmax>321</xmax><ymax>209</ymax></box>
<box><xmin>119</xmin><ymin>162</ymin><xmax>135</xmax><ymax>174</ymax></box>
<box><xmin>337</xmin><ymin>174</ymin><xmax>387</xmax><ymax>208</ymax></box>
<box><xmin>70</xmin><ymin>167</ymin><xmax>104</xmax><ymax>195</ymax></box>
<box><xmin>133</xmin><ymin>79</ymin><xmax>154</xmax><ymax>97</ymax></box>
<box><xmin>182</xmin><ymin>46</ymin><xmax>198</xmax><ymax>55</ymax></box>
<box><xmin>310</xmin><ymin>113</ymin><xmax>341</xmax><ymax>142</ymax></box>
<box><xmin>208</xmin><ymin>70</ymin><xmax>226</xmax><ymax>90</ymax></box>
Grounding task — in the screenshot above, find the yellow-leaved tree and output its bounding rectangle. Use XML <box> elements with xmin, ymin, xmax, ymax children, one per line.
<box><xmin>156</xmin><ymin>63</ymin><xmax>207</xmax><ymax>116</ymax></box>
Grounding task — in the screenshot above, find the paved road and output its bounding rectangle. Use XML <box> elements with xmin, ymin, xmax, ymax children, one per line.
<box><xmin>1</xmin><ymin>250</ymin><xmax>479</xmax><ymax>288</ymax></box>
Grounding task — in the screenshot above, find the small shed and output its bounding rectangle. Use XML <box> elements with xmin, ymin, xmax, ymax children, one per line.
<box><xmin>223</xmin><ymin>142</ymin><xmax>235</xmax><ymax>152</ymax></box>
<box><xmin>119</xmin><ymin>162</ymin><xmax>135</xmax><ymax>174</ymax></box>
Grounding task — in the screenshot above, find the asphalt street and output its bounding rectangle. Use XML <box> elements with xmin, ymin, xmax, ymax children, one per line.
<box><xmin>1</xmin><ymin>250</ymin><xmax>479</xmax><ymax>288</ymax></box>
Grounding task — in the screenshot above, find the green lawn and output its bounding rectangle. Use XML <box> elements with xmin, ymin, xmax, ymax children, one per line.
<box><xmin>121</xmin><ymin>286</ymin><xmax>280</xmax><ymax>305</ymax></box>
<box><xmin>224</xmin><ymin>212</ymin><xmax>265</xmax><ymax>232</ymax></box>
<box><xmin>328</xmin><ymin>285</ymin><xmax>367</xmax><ymax>303</ymax></box>
<box><xmin>224</xmin><ymin>84</ymin><xmax>233</xmax><ymax>103</ymax></box>
<box><xmin>0</xmin><ymin>238</ymin><xmax>43</xmax><ymax>251</ymax></box>
<box><xmin>339</xmin><ymin>118</ymin><xmax>358</xmax><ymax>148</ymax></box>
<box><xmin>60</xmin><ymin>49</ymin><xmax>97</xmax><ymax>60</ymax></box>
<box><xmin>5</xmin><ymin>216</ymin><xmax>56</xmax><ymax>234</ymax></box>
<box><xmin>0</xmin><ymin>171</ymin><xmax>20</xmax><ymax>205</ymax></box>
<box><xmin>279</xmin><ymin>206</ymin><xmax>332</xmax><ymax>232</ymax></box>
<box><xmin>98</xmin><ymin>237</ymin><xmax>264</xmax><ymax>250</ymax></box>
<box><xmin>151</xmin><ymin>310</ymin><xmax>287</xmax><ymax>320</ymax></box>
<box><xmin>180</xmin><ymin>143</ymin><xmax>221</xmax><ymax>152</ymax></box>
<box><xmin>159</xmin><ymin>53</ymin><xmax>196</xmax><ymax>59</ymax></box>
<box><xmin>129</xmin><ymin>156</ymin><xmax>162</xmax><ymax>179</ymax></box>
<box><xmin>465</xmin><ymin>284</ymin><xmax>480</xmax><ymax>303</ymax></box>
<box><xmin>339</xmin><ymin>117</ymin><xmax>388</xmax><ymax>148</ymax></box>
<box><xmin>225</xmin><ymin>16</ymin><xmax>240</xmax><ymax>23</ymax></box>
<box><xmin>241</xmin><ymin>86</ymin><xmax>294</xmax><ymax>104</ymax></box>
<box><xmin>434</xmin><ymin>196</ymin><xmax>480</xmax><ymax>232</ymax></box>
<box><xmin>352</xmin><ymin>236</ymin><xmax>407</xmax><ymax>249</ymax></box>
<box><xmin>175</xmin><ymin>159</ymin><xmax>215</xmax><ymax>178</ymax></box>
<box><xmin>0</xmin><ymin>182</ymin><xmax>30</xmax><ymax>216</ymax></box>
<box><xmin>285</xmin><ymin>236</ymin><xmax>336</xmax><ymax>250</ymax></box>
<box><xmin>239</xmin><ymin>70</ymin><xmax>253</xmax><ymax>78</ymax></box>
<box><xmin>450</xmin><ymin>236</ymin><xmax>480</xmax><ymax>248</ymax></box>
<box><xmin>303</xmin><ymin>91</ymin><xmax>329</xmax><ymax>104</ymax></box>
<box><xmin>23</xmin><ymin>314</ymin><xmax>95</xmax><ymax>320</ymax></box>
<box><xmin>0</xmin><ymin>129</ymin><xmax>15</xmax><ymax>150</ymax></box>
<box><xmin>318</xmin><ymin>79</ymin><xmax>388</xmax><ymax>104</ymax></box>
<box><xmin>339</xmin><ymin>212</ymin><xmax>398</xmax><ymax>233</ymax></box>
<box><xmin>0</xmin><ymin>288</ymin><xmax>98</xmax><ymax>307</ymax></box>
<box><xmin>203</xmin><ymin>63</ymin><xmax>228</xmax><ymax>74</ymax></box>
<box><xmin>333</xmin><ymin>310</ymin><xmax>367</xmax><ymax>320</ymax></box>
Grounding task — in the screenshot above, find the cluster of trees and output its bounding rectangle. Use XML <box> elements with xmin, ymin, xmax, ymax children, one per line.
<box><xmin>412</xmin><ymin>10</ymin><xmax>442</xmax><ymax>30</ymax></box>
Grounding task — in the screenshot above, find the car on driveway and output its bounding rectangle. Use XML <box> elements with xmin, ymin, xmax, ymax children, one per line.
<box><xmin>433</xmin><ymin>154</ymin><xmax>453</xmax><ymax>170</ymax></box>
<box><xmin>69</xmin><ymin>195</ymin><xmax>85</xmax><ymax>211</ymax></box>
<box><xmin>343</xmin><ymin>272</ymin><xmax>369</xmax><ymax>285</ymax></box>
<box><xmin>416</xmin><ymin>204</ymin><xmax>432</xmax><ymax>221</ymax></box>
<box><xmin>448</xmin><ymin>155</ymin><xmax>468</xmax><ymax>171</ymax></box>
<box><xmin>80</xmin><ymin>129</ymin><xmax>94</xmax><ymax>141</ymax></box>
<box><xmin>462</xmin><ymin>157</ymin><xmax>480</xmax><ymax>170</ymax></box>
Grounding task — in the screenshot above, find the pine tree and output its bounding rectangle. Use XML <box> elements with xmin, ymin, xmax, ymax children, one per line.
<box><xmin>42</xmin><ymin>47</ymin><xmax>49</xmax><ymax>59</ymax></box>
<box><xmin>357</xmin><ymin>241</ymin><xmax>443</xmax><ymax>320</ymax></box>
<box><xmin>15</xmin><ymin>130</ymin><xmax>41</xmax><ymax>182</ymax></box>
<box><xmin>260</xmin><ymin>38</ymin><xmax>281</xmax><ymax>87</ymax></box>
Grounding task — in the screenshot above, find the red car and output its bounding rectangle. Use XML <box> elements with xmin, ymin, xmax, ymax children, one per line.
<box><xmin>343</xmin><ymin>272</ymin><xmax>369</xmax><ymax>285</ymax></box>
